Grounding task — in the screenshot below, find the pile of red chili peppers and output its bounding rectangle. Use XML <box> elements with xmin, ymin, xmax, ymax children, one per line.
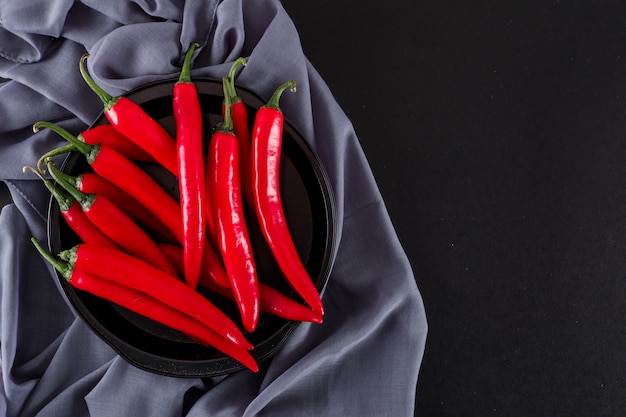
<box><xmin>26</xmin><ymin>44</ymin><xmax>325</xmax><ymax>373</ymax></box>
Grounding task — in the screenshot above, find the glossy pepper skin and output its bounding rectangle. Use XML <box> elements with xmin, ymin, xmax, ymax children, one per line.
<box><xmin>207</xmin><ymin>77</ymin><xmax>260</xmax><ymax>332</ymax></box>
<box><xmin>58</xmin><ymin>200</ymin><xmax>120</xmax><ymax>249</ymax></box>
<box><xmin>224</xmin><ymin>58</ymin><xmax>254</xmax><ymax>206</ymax></box>
<box><xmin>173</xmin><ymin>43</ymin><xmax>205</xmax><ymax>289</ymax></box>
<box><xmin>160</xmin><ymin>242</ymin><xmax>323</xmax><ymax>324</ymax></box>
<box><xmin>36</xmin><ymin>123</ymin><xmax>155</xmax><ymax>171</ymax></box>
<box><xmin>31</xmin><ymin>239</ymin><xmax>258</xmax><ymax>372</ymax></box>
<box><xmin>23</xmin><ymin>166</ymin><xmax>120</xmax><ymax>249</ymax></box>
<box><xmin>45</xmin><ymin>162</ymin><xmax>174</xmax><ymax>241</ymax></box>
<box><xmin>47</xmin><ymin>159</ymin><xmax>178</xmax><ymax>277</ymax></box>
<box><xmin>33</xmin><ymin>122</ymin><xmax>183</xmax><ymax>244</ymax></box>
<box><xmin>80</xmin><ymin>124</ymin><xmax>155</xmax><ymax>162</ymax></box>
<box><xmin>79</xmin><ymin>54</ymin><xmax>178</xmax><ymax>176</ymax></box>
<box><xmin>251</xmin><ymin>81</ymin><xmax>324</xmax><ymax>315</ymax></box>
<box><xmin>58</xmin><ymin>243</ymin><xmax>252</xmax><ymax>350</ymax></box>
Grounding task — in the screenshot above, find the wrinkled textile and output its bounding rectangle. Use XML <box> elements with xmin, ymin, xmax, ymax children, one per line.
<box><xmin>0</xmin><ymin>0</ymin><xmax>427</xmax><ymax>415</ymax></box>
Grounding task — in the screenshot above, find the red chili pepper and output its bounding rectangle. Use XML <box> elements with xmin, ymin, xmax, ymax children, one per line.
<box><xmin>33</xmin><ymin>122</ymin><xmax>183</xmax><ymax>243</ymax></box>
<box><xmin>207</xmin><ymin>77</ymin><xmax>260</xmax><ymax>332</ymax></box>
<box><xmin>31</xmin><ymin>238</ymin><xmax>258</xmax><ymax>372</ymax></box>
<box><xmin>81</xmin><ymin>124</ymin><xmax>156</xmax><ymax>162</ymax></box>
<box><xmin>200</xmin><ymin>241</ymin><xmax>231</xmax><ymax>288</ymax></box>
<box><xmin>202</xmin><ymin>274</ymin><xmax>323</xmax><ymax>324</ymax></box>
<box><xmin>56</xmin><ymin>242</ymin><xmax>252</xmax><ymax>350</ymax></box>
<box><xmin>47</xmin><ymin>159</ymin><xmax>178</xmax><ymax>277</ymax></box>
<box><xmin>251</xmin><ymin>81</ymin><xmax>324</xmax><ymax>315</ymax></box>
<box><xmin>79</xmin><ymin>54</ymin><xmax>178</xmax><ymax>176</ymax></box>
<box><xmin>23</xmin><ymin>166</ymin><xmax>120</xmax><ymax>249</ymax></box>
<box><xmin>159</xmin><ymin>242</ymin><xmax>230</xmax><ymax>289</ymax></box>
<box><xmin>224</xmin><ymin>58</ymin><xmax>254</xmax><ymax>206</ymax></box>
<box><xmin>36</xmin><ymin>122</ymin><xmax>155</xmax><ymax>170</ymax></box>
<box><xmin>160</xmin><ymin>242</ymin><xmax>323</xmax><ymax>323</ymax></box>
<box><xmin>173</xmin><ymin>43</ymin><xmax>205</xmax><ymax>289</ymax></box>
<box><xmin>45</xmin><ymin>162</ymin><xmax>174</xmax><ymax>241</ymax></box>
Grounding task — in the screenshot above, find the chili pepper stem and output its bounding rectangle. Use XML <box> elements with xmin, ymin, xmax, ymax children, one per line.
<box><xmin>34</xmin><ymin>121</ymin><xmax>93</xmax><ymax>172</ymax></box>
<box><xmin>226</xmin><ymin>58</ymin><xmax>247</xmax><ymax>100</ymax></box>
<box><xmin>47</xmin><ymin>160</ymin><xmax>96</xmax><ymax>209</ymax></box>
<box><xmin>48</xmin><ymin>158</ymin><xmax>180</xmax><ymax>276</ymax></box>
<box><xmin>34</xmin><ymin>121</ymin><xmax>95</xmax><ymax>165</ymax></box>
<box><xmin>79</xmin><ymin>54</ymin><xmax>118</xmax><ymax>110</ymax></box>
<box><xmin>31</xmin><ymin>237</ymin><xmax>72</xmax><ymax>280</ymax></box>
<box><xmin>33</xmin><ymin>143</ymin><xmax>76</xmax><ymax>173</ymax></box>
<box><xmin>58</xmin><ymin>244</ymin><xmax>77</xmax><ymax>264</ymax></box>
<box><xmin>177</xmin><ymin>43</ymin><xmax>200</xmax><ymax>84</ymax></box>
<box><xmin>44</xmin><ymin>161</ymin><xmax>81</xmax><ymax>189</ymax></box>
<box><xmin>23</xmin><ymin>166</ymin><xmax>74</xmax><ymax>212</ymax></box>
<box><xmin>221</xmin><ymin>77</ymin><xmax>234</xmax><ymax>132</ymax></box>
<box><xmin>266</xmin><ymin>80</ymin><xmax>296</xmax><ymax>110</ymax></box>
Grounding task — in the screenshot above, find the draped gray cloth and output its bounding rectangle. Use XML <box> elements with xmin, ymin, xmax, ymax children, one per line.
<box><xmin>0</xmin><ymin>0</ymin><xmax>427</xmax><ymax>415</ymax></box>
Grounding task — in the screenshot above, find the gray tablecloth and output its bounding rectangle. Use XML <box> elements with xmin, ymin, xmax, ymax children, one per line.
<box><xmin>0</xmin><ymin>0</ymin><xmax>427</xmax><ymax>415</ymax></box>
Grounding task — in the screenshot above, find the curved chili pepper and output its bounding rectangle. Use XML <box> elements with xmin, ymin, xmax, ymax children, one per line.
<box><xmin>45</xmin><ymin>162</ymin><xmax>174</xmax><ymax>241</ymax></box>
<box><xmin>173</xmin><ymin>43</ymin><xmax>205</xmax><ymax>289</ymax></box>
<box><xmin>57</xmin><ymin>242</ymin><xmax>252</xmax><ymax>350</ymax></box>
<box><xmin>47</xmin><ymin>159</ymin><xmax>178</xmax><ymax>277</ymax></box>
<box><xmin>207</xmin><ymin>77</ymin><xmax>260</xmax><ymax>332</ymax></box>
<box><xmin>23</xmin><ymin>166</ymin><xmax>120</xmax><ymax>249</ymax></box>
<box><xmin>202</xmin><ymin>274</ymin><xmax>323</xmax><ymax>324</ymax></box>
<box><xmin>79</xmin><ymin>54</ymin><xmax>178</xmax><ymax>176</ymax></box>
<box><xmin>160</xmin><ymin>242</ymin><xmax>323</xmax><ymax>323</ymax></box>
<box><xmin>224</xmin><ymin>58</ymin><xmax>254</xmax><ymax>206</ymax></box>
<box><xmin>31</xmin><ymin>238</ymin><xmax>258</xmax><ymax>372</ymax></box>
<box><xmin>251</xmin><ymin>81</ymin><xmax>324</xmax><ymax>315</ymax></box>
<box><xmin>36</xmin><ymin>122</ymin><xmax>154</xmax><ymax>172</ymax></box>
<box><xmin>33</xmin><ymin>122</ymin><xmax>183</xmax><ymax>243</ymax></box>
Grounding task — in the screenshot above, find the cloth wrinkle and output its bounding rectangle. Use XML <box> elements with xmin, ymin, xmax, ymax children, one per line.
<box><xmin>0</xmin><ymin>0</ymin><xmax>426</xmax><ymax>415</ymax></box>
<box><xmin>242</xmin><ymin>201</ymin><xmax>424</xmax><ymax>416</ymax></box>
<box><xmin>179</xmin><ymin>0</ymin><xmax>220</xmax><ymax>56</ymax></box>
<box><xmin>61</xmin><ymin>3</ymin><xmax>123</xmax><ymax>52</ymax></box>
<box><xmin>0</xmin><ymin>0</ymin><xmax>74</xmax><ymax>64</ymax></box>
<box><xmin>0</xmin><ymin>30</ymin><xmax>52</xmax><ymax>64</ymax></box>
<box><xmin>6</xmin><ymin>330</ymin><xmax>66</xmax><ymax>416</ymax></box>
<box><xmin>4</xmin><ymin>180</ymin><xmax>46</xmax><ymax>222</ymax></box>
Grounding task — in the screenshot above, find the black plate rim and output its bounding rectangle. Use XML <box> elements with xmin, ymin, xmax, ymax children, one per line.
<box><xmin>46</xmin><ymin>77</ymin><xmax>337</xmax><ymax>377</ymax></box>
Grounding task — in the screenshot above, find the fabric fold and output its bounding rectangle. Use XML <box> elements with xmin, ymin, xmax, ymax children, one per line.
<box><xmin>0</xmin><ymin>28</ymin><xmax>55</xmax><ymax>64</ymax></box>
<box><xmin>0</xmin><ymin>0</ymin><xmax>73</xmax><ymax>63</ymax></box>
<box><xmin>0</xmin><ymin>0</ymin><xmax>427</xmax><ymax>415</ymax></box>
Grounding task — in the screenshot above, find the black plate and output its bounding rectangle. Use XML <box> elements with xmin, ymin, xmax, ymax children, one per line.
<box><xmin>47</xmin><ymin>78</ymin><xmax>336</xmax><ymax>377</ymax></box>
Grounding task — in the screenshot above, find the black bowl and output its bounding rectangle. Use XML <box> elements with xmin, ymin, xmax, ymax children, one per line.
<box><xmin>47</xmin><ymin>78</ymin><xmax>336</xmax><ymax>377</ymax></box>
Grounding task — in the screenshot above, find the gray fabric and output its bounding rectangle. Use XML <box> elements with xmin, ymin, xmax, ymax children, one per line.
<box><xmin>0</xmin><ymin>0</ymin><xmax>427</xmax><ymax>415</ymax></box>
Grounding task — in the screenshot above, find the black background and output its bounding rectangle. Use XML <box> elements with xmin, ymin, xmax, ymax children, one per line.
<box><xmin>281</xmin><ymin>1</ymin><xmax>626</xmax><ymax>416</ymax></box>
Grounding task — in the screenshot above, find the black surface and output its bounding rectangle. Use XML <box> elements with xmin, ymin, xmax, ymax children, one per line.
<box><xmin>282</xmin><ymin>1</ymin><xmax>626</xmax><ymax>416</ymax></box>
